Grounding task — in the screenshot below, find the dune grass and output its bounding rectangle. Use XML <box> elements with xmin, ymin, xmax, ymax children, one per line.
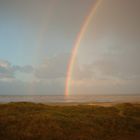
<box><xmin>0</xmin><ymin>102</ymin><xmax>140</xmax><ymax>140</ymax></box>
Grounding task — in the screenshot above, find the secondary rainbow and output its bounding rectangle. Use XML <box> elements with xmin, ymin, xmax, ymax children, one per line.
<box><xmin>65</xmin><ymin>0</ymin><xmax>102</xmax><ymax>96</ymax></box>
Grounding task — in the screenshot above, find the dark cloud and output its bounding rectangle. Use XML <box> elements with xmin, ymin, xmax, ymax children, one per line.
<box><xmin>0</xmin><ymin>59</ymin><xmax>34</xmax><ymax>79</ymax></box>
<box><xmin>0</xmin><ymin>56</ymin><xmax>67</xmax><ymax>95</ymax></box>
<box><xmin>13</xmin><ymin>65</ymin><xmax>34</xmax><ymax>73</ymax></box>
<box><xmin>0</xmin><ymin>60</ymin><xmax>14</xmax><ymax>79</ymax></box>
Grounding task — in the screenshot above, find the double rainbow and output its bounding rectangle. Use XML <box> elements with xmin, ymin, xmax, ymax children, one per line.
<box><xmin>65</xmin><ymin>0</ymin><xmax>102</xmax><ymax>96</ymax></box>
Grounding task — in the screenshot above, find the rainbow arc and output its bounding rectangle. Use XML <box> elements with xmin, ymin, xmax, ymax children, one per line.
<box><xmin>65</xmin><ymin>0</ymin><xmax>102</xmax><ymax>96</ymax></box>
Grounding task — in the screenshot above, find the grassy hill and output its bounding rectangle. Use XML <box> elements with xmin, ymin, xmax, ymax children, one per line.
<box><xmin>0</xmin><ymin>102</ymin><xmax>140</xmax><ymax>140</ymax></box>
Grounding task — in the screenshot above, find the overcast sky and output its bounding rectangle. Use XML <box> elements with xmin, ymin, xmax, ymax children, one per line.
<box><xmin>0</xmin><ymin>0</ymin><xmax>140</xmax><ymax>95</ymax></box>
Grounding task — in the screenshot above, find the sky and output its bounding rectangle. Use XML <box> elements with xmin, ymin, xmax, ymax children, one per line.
<box><xmin>0</xmin><ymin>0</ymin><xmax>140</xmax><ymax>95</ymax></box>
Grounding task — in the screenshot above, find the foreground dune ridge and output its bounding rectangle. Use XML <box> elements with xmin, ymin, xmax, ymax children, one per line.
<box><xmin>0</xmin><ymin>102</ymin><xmax>140</xmax><ymax>140</ymax></box>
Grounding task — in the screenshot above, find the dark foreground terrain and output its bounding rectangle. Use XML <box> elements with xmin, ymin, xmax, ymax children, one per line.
<box><xmin>0</xmin><ymin>102</ymin><xmax>140</xmax><ymax>140</ymax></box>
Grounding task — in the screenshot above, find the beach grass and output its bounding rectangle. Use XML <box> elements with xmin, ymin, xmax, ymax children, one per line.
<box><xmin>0</xmin><ymin>102</ymin><xmax>140</xmax><ymax>140</ymax></box>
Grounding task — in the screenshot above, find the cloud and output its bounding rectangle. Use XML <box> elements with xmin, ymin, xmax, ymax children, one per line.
<box><xmin>0</xmin><ymin>78</ymin><xmax>65</xmax><ymax>95</ymax></box>
<box><xmin>0</xmin><ymin>59</ymin><xmax>34</xmax><ymax>80</ymax></box>
<box><xmin>13</xmin><ymin>65</ymin><xmax>34</xmax><ymax>73</ymax></box>
<box><xmin>31</xmin><ymin>78</ymin><xmax>66</xmax><ymax>95</ymax></box>
<box><xmin>35</xmin><ymin>53</ymin><xmax>70</xmax><ymax>79</ymax></box>
<box><xmin>71</xmin><ymin>43</ymin><xmax>140</xmax><ymax>95</ymax></box>
<box><xmin>0</xmin><ymin>57</ymin><xmax>66</xmax><ymax>95</ymax></box>
<box><xmin>71</xmin><ymin>78</ymin><xmax>140</xmax><ymax>95</ymax></box>
<box><xmin>0</xmin><ymin>60</ymin><xmax>14</xmax><ymax>79</ymax></box>
<box><xmin>91</xmin><ymin>45</ymin><xmax>140</xmax><ymax>80</ymax></box>
<box><xmin>72</xmin><ymin>60</ymin><xmax>93</xmax><ymax>80</ymax></box>
<box><xmin>34</xmin><ymin>53</ymin><xmax>93</xmax><ymax>81</ymax></box>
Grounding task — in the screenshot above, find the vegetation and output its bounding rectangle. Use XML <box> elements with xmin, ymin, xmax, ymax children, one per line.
<box><xmin>0</xmin><ymin>102</ymin><xmax>140</xmax><ymax>140</ymax></box>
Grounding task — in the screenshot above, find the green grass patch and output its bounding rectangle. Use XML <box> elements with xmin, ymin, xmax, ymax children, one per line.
<box><xmin>0</xmin><ymin>102</ymin><xmax>140</xmax><ymax>140</ymax></box>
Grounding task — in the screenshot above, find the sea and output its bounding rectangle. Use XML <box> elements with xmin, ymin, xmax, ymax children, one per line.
<box><xmin>0</xmin><ymin>95</ymin><xmax>140</xmax><ymax>104</ymax></box>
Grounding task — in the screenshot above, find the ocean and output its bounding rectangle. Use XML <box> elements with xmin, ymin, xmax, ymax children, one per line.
<box><xmin>0</xmin><ymin>95</ymin><xmax>140</xmax><ymax>103</ymax></box>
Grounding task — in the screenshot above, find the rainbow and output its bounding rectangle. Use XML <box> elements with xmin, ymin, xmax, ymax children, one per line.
<box><xmin>65</xmin><ymin>0</ymin><xmax>102</xmax><ymax>96</ymax></box>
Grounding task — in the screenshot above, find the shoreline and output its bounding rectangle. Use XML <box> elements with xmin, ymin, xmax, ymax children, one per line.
<box><xmin>0</xmin><ymin>101</ymin><xmax>140</xmax><ymax>107</ymax></box>
<box><xmin>0</xmin><ymin>95</ymin><xmax>139</xmax><ymax>105</ymax></box>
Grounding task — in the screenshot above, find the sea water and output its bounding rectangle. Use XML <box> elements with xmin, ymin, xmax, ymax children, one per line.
<box><xmin>0</xmin><ymin>95</ymin><xmax>139</xmax><ymax>103</ymax></box>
